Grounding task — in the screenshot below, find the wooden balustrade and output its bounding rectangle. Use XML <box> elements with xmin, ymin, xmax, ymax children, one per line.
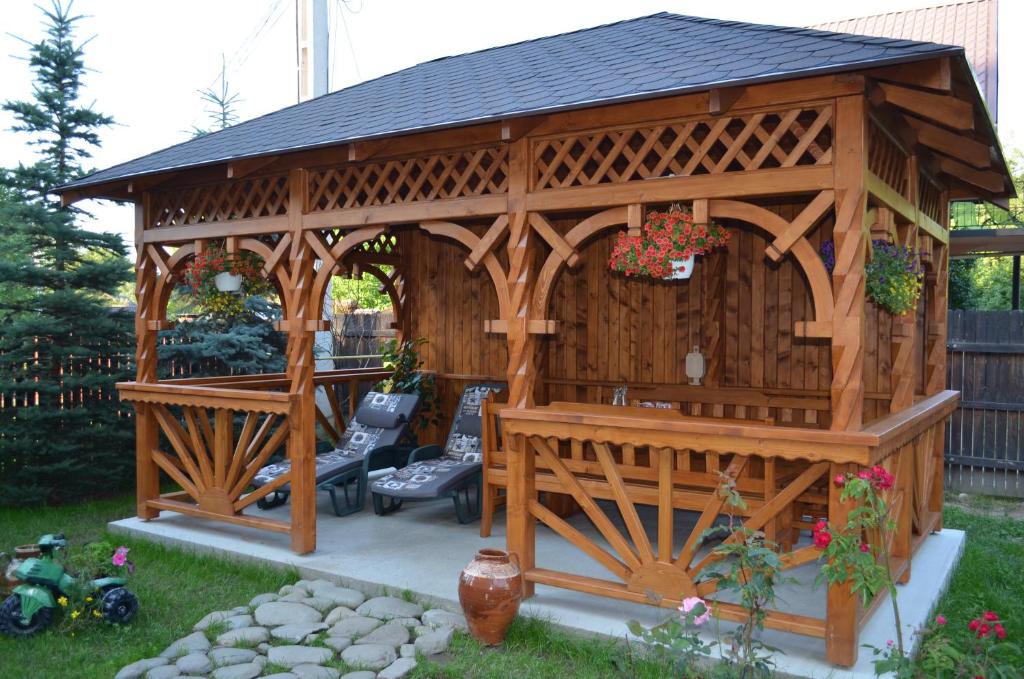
<box><xmin>117</xmin><ymin>368</ymin><xmax>390</xmax><ymax>542</ymax></box>
<box><xmin>498</xmin><ymin>391</ymin><xmax>958</xmax><ymax>662</ymax></box>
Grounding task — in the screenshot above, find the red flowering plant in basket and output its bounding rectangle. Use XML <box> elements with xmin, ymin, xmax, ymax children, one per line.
<box><xmin>181</xmin><ymin>243</ymin><xmax>272</xmax><ymax>316</ymax></box>
<box><xmin>608</xmin><ymin>204</ymin><xmax>730</xmax><ymax>279</ymax></box>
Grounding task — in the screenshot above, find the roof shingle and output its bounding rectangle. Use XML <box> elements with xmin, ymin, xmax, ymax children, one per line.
<box><xmin>63</xmin><ymin>11</ymin><xmax>963</xmax><ymax>191</ymax></box>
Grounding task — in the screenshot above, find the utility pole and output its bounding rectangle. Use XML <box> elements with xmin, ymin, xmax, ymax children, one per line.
<box><xmin>297</xmin><ymin>0</ymin><xmax>337</xmax><ymax>388</ymax></box>
<box><xmin>297</xmin><ymin>0</ymin><xmax>329</xmax><ymax>101</ymax></box>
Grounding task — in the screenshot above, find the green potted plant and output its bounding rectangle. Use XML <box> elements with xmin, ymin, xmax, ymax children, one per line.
<box><xmin>376</xmin><ymin>338</ymin><xmax>440</xmax><ymax>430</ymax></box>
<box><xmin>609</xmin><ymin>204</ymin><xmax>730</xmax><ymax>280</ymax></box>
<box><xmin>182</xmin><ymin>244</ymin><xmax>272</xmax><ymax>316</ymax></box>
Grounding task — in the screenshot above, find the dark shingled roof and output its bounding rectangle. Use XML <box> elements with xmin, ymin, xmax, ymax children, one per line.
<box><xmin>62</xmin><ymin>11</ymin><xmax>963</xmax><ymax>191</ymax></box>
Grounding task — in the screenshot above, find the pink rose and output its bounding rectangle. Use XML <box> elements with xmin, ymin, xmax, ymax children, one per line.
<box><xmin>679</xmin><ymin>596</ymin><xmax>711</xmax><ymax>626</ymax></box>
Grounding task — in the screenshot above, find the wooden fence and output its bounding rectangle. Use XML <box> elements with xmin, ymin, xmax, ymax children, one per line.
<box><xmin>945</xmin><ymin>310</ymin><xmax>1024</xmax><ymax>497</ymax></box>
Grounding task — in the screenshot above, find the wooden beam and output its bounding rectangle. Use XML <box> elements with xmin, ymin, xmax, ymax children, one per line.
<box><xmin>465</xmin><ymin>214</ymin><xmax>510</xmax><ymax>271</ymax></box>
<box><xmin>866</xmin><ymin>172</ymin><xmax>948</xmax><ymax>244</ymax></box>
<box><xmin>709</xmin><ymin>86</ymin><xmax>745</xmax><ymax>115</ymax></box>
<box><xmin>525</xmin><ymin>165</ymin><xmax>833</xmax><ymax>213</ymax></box>
<box><xmin>302</xmin><ymin>194</ymin><xmax>507</xmax><ymax>230</ymax></box>
<box><xmin>866</xmin><ymin>58</ymin><xmax>951</xmax><ymax>92</ymax></box>
<box><xmin>529</xmin><ymin>213</ymin><xmax>579</xmax><ymax>267</ymax></box>
<box><xmin>902</xmin><ymin>116</ymin><xmax>991</xmax><ymax>169</ymax></box>
<box><xmin>484</xmin><ymin>319</ymin><xmax>558</xmax><ymax>334</ymax></box>
<box><xmin>142</xmin><ymin>215</ymin><xmax>291</xmax><ymax>244</ymax></box>
<box><xmin>347</xmin><ymin>139</ymin><xmax>393</xmax><ymax>162</ymax></box>
<box><xmin>500</xmin><ymin>116</ymin><xmax>547</xmax><ymax>142</ymax></box>
<box><xmin>627</xmin><ymin>203</ymin><xmax>643</xmax><ymax>238</ymax></box>
<box><xmin>874</xmin><ymin>82</ymin><xmax>973</xmax><ymax>131</ymax></box>
<box><xmin>765</xmin><ymin>190</ymin><xmax>835</xmax><ymax>261</ymax></box>
<box><xmin>227</xmin><ymin>156</ymin><xmax>280</xmax><ymax>179</ymax></box>
<box><xmin>935</xmin><ymin>155</ymin><xmax>1005</xmax><ymax>194</ymax></box>
<box><xmin>127</xmin><ymin>172</ymin><xmax>181</xmax><ymax>194</ymax></box>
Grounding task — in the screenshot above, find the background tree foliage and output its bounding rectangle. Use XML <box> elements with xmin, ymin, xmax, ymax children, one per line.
<box><xmin>0</xmin><ymin>1</ymin><xmax>134</xmax><ymax>505</ymax></box>
<box><xmin>948</xmin><ymin>147</ymin><xmax>1024</xmax><ymax>310</ymax></box>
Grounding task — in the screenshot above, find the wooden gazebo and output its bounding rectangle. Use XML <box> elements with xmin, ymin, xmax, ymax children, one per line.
<box><xmin>58</xmin><ymin>13</ymin><xmax>1014</xmax><ymax>665</ymax></box>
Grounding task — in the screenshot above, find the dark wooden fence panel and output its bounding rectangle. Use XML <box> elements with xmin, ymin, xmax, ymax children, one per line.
<box><xmin>945</xmin><ymin>310</ymin><xmax>1024</xmax><ymax>497</ymax></box>
<box><xmin>329</xmin><ymin>310</ymin><xmax>394</xmax><ymax>369</ymax></box>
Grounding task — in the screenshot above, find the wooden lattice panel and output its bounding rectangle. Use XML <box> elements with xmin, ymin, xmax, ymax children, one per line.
<box><xmin>868</xmin><ymin>121</ymin><xmax>910</xmax><ymax>199</ymax></box>
<box><xmin>918</xmin><ymin>171</ymin><xmax>943</xmax><ymax>224</ymax></box>
<box><xmin>531</xmin><ymin>105</ymin><xmax>833</xmax><ymax>190</ymax></box>
<box><xmin>308</xmin><ymin>146</ymin><xmax>509</xmax><ymax>212</ymax></box>
<box><xmin>150</xmin><ymin>175</ymin><xmax>289</xmax><ymax>228</ymax></box>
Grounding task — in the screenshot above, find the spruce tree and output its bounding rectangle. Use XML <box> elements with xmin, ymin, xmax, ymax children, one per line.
<box><xmin>0</xmin><ymin>1</ymin><xmax>133</xmax><ymax>505</ymax></box>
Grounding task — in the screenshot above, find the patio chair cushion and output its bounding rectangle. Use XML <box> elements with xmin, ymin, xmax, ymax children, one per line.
<box><xmin>353</xmin><ymin>391</ymin><xmax>420</xmax><ymax>429</ymax></box>
<box><xmin>439</xmin><ymin>384</ymin><xmax>505</xmax><ymax>464</ymax></box>
<box><xmin>252</xmin><ymin>391</ymin><xmax>419</xmax><ymax>490</ymax></box>
<box><xmin>370</xmin><ymin>458</ymin><xmax>480</xmax><ymax>499</ymax></box>
<box><xmin>371</xmin><ymin>383</ymin><xmax>503</xmax><ymax>499</ymax></box>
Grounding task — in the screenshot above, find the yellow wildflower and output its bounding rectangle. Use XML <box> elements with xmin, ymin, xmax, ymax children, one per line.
<box><xmin>85</xmin><ymin>596</ymin><xmax>93</xmax><ymax>603</ymax></box>
<box><xmin>58</xmin><ymin>596</ymin><xmax>68</xmax><ymax>607</ymax></box>
<box><xmin>70</xmin><ymin>610</ymin><xmax>80</xmax><ymax>620</ymax></box>
<box><xmin>92</xmin><ymin>610</ymin><xmax>102</xmax><ymax>618</ymax></box>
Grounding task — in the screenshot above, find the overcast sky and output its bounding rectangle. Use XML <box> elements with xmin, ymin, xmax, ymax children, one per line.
<box><xmin>2</xmin><ymin>0</ymin><xmax>1019</xmax><ymax>254</ymax></box>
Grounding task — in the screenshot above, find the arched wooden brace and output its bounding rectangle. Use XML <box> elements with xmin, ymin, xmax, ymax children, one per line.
<box><xmin>530</xmin><ymin>202</ymin><xmax>835</xmax><ymax>337</ymax></box>
<box><xmin>707</xmin><ymin>200</ymin><xmax>834</xmax><ymax>334</ymax></box>
<box><xmin>150</xmin><ymin>238</ymin><xmax>293</xmax><ymax>322</ymax></box>
<box><xmin>531</xmin><ymin>207</ymin><xmax>628</xmax><ymax>318</ymax></box>
<box><xmin>419</xmin><ymin>220</ymin><xmax>511</xmax><ymax>320</ymax></box>
<box><xmin>308</xmin><ymin>226</ymin><xmax>388</xmax><ymax>320</ymax></box>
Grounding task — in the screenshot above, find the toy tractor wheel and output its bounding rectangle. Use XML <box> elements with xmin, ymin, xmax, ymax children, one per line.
<box><xmin>0</xmin><ymin>594</ymin><xmax>53</xmax><ymax>637</ymax></box>
<box><xmin>100</xmin><ymin>587</ymin><xmax>139</xmax><ymax>625</ymax></box>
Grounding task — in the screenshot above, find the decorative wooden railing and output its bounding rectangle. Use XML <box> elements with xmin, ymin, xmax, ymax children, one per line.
<box><xmin>117</xmin><ymin>368</ymin><xmax>389</xmax><ymax>538</ymax></box>
<box><xmin>499</xmin><ymin>391</ymin><xmax>958</xmax><ymax>663</ymax></box>
<box><xmin>150</xmin><ymin>174</ymin><xmax>290</xmax><ymax>228</ymax></box>
<box><xmin>307</xmin><ymin>145</ymin><xmax>509</xmax><ymax>211</ymax></box>
<box><xmin>531</xmin><ymin>103</ymin><xmax>833</xmax><ymax>191</ymax></box>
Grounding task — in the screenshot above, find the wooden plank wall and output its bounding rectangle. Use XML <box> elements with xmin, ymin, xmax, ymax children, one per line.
<box><xmin>402</xmin><ymin>226</ymin><xmax>509</xmax><ymax>443</ymax></box>
<box><xmin>400</xmin><ymin>202</ymin><xmax>905</xmax><ymax>441</ymax></box>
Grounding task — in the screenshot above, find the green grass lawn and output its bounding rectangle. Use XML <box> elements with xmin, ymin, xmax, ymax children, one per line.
<box><xmin>0</xmin><ymin>495</ymin><xmax>296</xmax><ymax>679</ymax></box>
<box><xmin>0</xmin><ymin>496</ymin><xmax>1021</xmax><ymax>679</ymax></box>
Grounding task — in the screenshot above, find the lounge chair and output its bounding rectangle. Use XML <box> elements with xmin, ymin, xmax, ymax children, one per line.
<box><xmin>252</xmin><ymin>391</ymin><xmax>420</xmax><ymax>516</ymax></box>
<box><xmin>370</xmin><ymin>384</ymin><xmax>505</xmax><ymax>523</ymax></box>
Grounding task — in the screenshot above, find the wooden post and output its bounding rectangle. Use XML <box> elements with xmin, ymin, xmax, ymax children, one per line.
<box><xmin>925</xmin><ymin>194</ymin><xmax>950</xmax><ymax>530</ymax></box>
<box><xmin>503</xmin><ymin>138</ymin><xmax>539</xmax><ymax>591</ymax></box>
<box><xmin>134</xmin><ymin>196</ymin><xmax>160</xmax><ymax>520</ymax></box>
<box><xmin>506</xmin><ymin>432</ymin><xmax>536</xmax><ymax>597</ymax></box>
<box><xmin>285</xmin><ymin>168</ymin><xmax>317</xmax><ymax>554</ymax></box>
<box><xmin>504</xmin><ymin>137</ymin><xmax>538</xmax><ymax>407</ymax></box>
<box><xmin>826</xmin><ymin>95</ymin><xmax>868</xmax><ymax>666</ymax></box>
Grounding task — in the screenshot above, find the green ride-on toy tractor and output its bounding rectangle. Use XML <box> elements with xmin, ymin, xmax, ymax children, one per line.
<box><xmin>0</xmin><ymin>534</ymin><xmax>139</xmax><ymax>637</ymax></box>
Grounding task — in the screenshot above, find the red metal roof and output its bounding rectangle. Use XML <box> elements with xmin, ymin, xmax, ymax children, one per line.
<box><xmin>811</xmin><ymin>0</ymin><xmax>998</xmax><ymax>119</ymax></box>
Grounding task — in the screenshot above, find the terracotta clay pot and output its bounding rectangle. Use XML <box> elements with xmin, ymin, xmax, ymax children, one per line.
<box><xmin>4</xmin><ymin>544</ymin><xmax>41</xmax><ymax>593</ymax></box>
<box><xmin>458</xmin><ymin>548</ymin><xmax>523</xmax><ymax>645</ymax></box>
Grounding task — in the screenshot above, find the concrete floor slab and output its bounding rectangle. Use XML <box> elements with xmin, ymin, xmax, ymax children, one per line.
<box><xmin>110</xmin><ymin>493</ymin><xmax>963</xmax><ymax>679</ymax></box>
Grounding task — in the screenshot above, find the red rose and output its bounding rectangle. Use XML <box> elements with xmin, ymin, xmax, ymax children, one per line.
<box><xmin>968</xmin><ymin>619</ymin><xmax>981</xmax><ymax>632</ymax></box>
<box><xmin>859</xmin><ymin>543</ymin><xmax>870</xmax><ymax>553</ymax></box>
<box><xmin>833</xmin><ymin>474</ymin><xmax>846</xmax><ymax>487</ymax></box>
<box><xmin>995</xmin><ymin>623</ymin><xmax>1006</xmax><ymax>639</ymax></box>
<box><xmin>814</xmin><ymin>520</ymin><xmax>827</xmax><ymax>531</ymax></box>
<box><xmin>813</xmin><ymin>529</ymin><xmax>832</xmax><ymax>549</ymax></box>
<box><xmin>977</xmin><ymin>623</ymin><xmax>991</xmax><ymax>638</ymax></box>
<box><xmin>983</xmin><ymin>611</ymin><xmax>999</xmax><ymax>622</ymax></box>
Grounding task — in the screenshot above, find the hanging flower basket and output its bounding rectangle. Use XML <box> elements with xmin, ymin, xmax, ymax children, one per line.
<box><xmin>608</xmin><ymin>204</ymin><xmax>730</xmax><ymax>280</ymax></box>
<box><xmin>865</xmin><ymin>240</ymin><xmax>924</xmax><ymax>316</ymax></box>
<box><xmin>182</xmin><ymin>244</ymin><xmax>271</xmax><ymax>316</ymax></box>
<box><xmin>820</xmin><ymin>239</ymin><xmax>924</xmax><ymax>316</ymax></box>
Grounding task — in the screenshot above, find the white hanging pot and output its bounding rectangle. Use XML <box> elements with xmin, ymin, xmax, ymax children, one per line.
<box><xmin>666</xmin><ymin>254</ymin><xmax>695</xmax><ymax>280</ymax></box>
<box><xmin>214</xmin><ymin>272</ymin><xmax>243</xmax><ymax>292</ymax></box>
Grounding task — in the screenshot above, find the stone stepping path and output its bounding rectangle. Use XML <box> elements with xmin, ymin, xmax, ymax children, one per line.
<box><xmin>115</xmin><ymin>579</ymin><xmax>466</xmax><ymax>679</ymax></box>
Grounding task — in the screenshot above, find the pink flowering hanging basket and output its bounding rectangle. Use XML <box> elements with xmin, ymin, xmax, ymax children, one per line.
<box><xmin>608</xmin><ymin>204</ymin><xmax>730</xmax><ymax>280</ymax></box>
